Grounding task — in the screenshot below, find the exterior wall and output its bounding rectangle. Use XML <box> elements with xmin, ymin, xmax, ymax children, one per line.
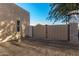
<box><xmin>47</xmin><ymin>25</ymin><xmax>68</xmax><ymax>40</ymax></box>
<box><xmin>30</xmin><ymin>23</ymin><xmax>78</xmax><ymax>42</ymax></box>
<box><xmin>0</xmin><ymin>3</ymin><xmax>30</xmax><ymax>41</ymax></box>
<box><xmin>70</xmin><ymin>23</ymin><xmax>78</xmax><ymax>43</ymax></box>
<box><xmin>28</xmin><ymin>26</ymin><xmax>33</xmax><ymax>37</ymax></box>
<box><xmin>33</xmin><ymin>25</ymin><xmax>46</xmax><ymax>40</ymax></box>
<box><xmin>32</xmin><ymin>25</ymin><xmax>68</xmax><ymax>41</ymax></box>
<box><xmin>29</xmin><ymin>23</ymin><xmax>79</xmax><ymax>44</ymax></box>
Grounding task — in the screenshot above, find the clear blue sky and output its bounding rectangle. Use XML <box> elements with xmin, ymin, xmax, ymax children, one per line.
<box><xmin>16</xmin><ymin>3</ymin><xmax>54</xmax><ymax>26</ymax></box>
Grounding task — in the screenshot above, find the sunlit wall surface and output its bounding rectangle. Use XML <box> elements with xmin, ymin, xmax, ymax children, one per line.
<box><xmin>0</xmin><ymin>3</ymin><xmax>30</xmax><ymax>42</ymax></box>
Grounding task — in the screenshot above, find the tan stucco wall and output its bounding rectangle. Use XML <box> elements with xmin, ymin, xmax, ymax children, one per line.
<box><xmin>47</xmin><ymin>25</ymin><xmax>68</xmax><ymax>40</ymax></box>
<box><xmin>70</xmin><ymin>23</ymin><xmax>78</xmax><ymax>43</ymax></box>
<box><xmin>31</xmin><ymin>23</ymin><xmax>78</xmax><ymax>42</ymax></box>
<box><xmin>33</xmin><ymin>25</ymin><xmax>46</xmax><ymax>40</ymax></box>
<box><xmin>32</xmin><ymin>25</ymin><xmax>68</xmax><ymax>41</ymax></box>
<box><xmin>0</xmin><ymin>3</ymin><xmax>30</xmax><ymax>41</ymax></box>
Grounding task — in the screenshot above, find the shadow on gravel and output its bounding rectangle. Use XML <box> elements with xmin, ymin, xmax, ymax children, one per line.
<box><xmin>26</xmin><ymin>38</ymin><xmax>79</xmax><ymax>50</ymax></box>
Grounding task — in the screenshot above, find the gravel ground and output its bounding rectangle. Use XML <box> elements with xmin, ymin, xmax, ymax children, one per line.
<box><xmin>0</xmin><ymin>39</ymin><xmax>79</xmax><ymax>56</ymax></box>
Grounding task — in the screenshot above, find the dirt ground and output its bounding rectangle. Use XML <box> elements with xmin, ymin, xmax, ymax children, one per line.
<box><xmin>0</xmin><ymin>38</ymin><xmax>79</xmax><ymax>56</ymax></box>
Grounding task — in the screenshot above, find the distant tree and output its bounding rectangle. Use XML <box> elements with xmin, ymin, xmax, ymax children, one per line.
<box><xmin>47</xmin><ymin>3</ymin><xmax>79</xmax><ymax>24</ymax></box>
<box><xmin>36</xmin><ymin>24</ymin><xmax>42</xmax><ymax>26</ymax></box>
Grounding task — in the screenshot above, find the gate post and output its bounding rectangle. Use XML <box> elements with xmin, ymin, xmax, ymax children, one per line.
<box><xmin>45</xmin><ymin>25</ymin><xmax>48</xmax><ymax>40</ymax></box>
<box><xmin>69</xmin><ymin>23</ymin><xmax>79</xmax><ymax>44</ymax></box>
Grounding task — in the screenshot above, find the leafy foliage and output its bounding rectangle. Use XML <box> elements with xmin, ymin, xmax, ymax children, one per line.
<box><xmin>47</xmin><ymin>3</ymin><xmax>79</xmax><ymax>23</ymax></box>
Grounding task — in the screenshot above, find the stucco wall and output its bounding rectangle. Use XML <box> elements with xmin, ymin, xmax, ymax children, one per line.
<box><xmin>32</xmin><ymin>25</ymin><xmax>46</xmax><ymax>40</ymax></box>
<box><xmin>31</xmin><ymin>23</ymin><xmax>78</xmax><ymax>42</ymax></box>
<box><xmin>32</xmin><ymin>25</ymin><xmax>68</xmax><ymax>41</ymax></box>
<box><xmin>47</xmin><ymin>25</ymin><xmax>68</xmax><ymax>40</ymax></box>
<box><xmin>0</xmin><ymin>3</ymin><xmax>30</xmax><ymax>41</ymax></box>
<box><xmin>70</xmin><ymin>23</ymin><xmax>78</xmax><ymax>43</ymax></box>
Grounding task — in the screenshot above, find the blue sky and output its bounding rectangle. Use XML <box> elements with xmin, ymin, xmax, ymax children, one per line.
<box><xmin>16</xmin><ymin>3</ymin><xmax>54</xmax><ymax>26</ymax></box>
